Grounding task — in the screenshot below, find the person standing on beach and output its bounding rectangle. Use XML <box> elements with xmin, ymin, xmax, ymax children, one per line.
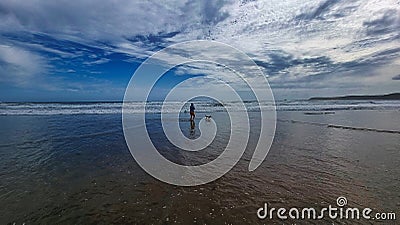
<box><xmin>190</xmin><ymin>103</ymin><xmax>195</xmax><ymax>121</ymax></box>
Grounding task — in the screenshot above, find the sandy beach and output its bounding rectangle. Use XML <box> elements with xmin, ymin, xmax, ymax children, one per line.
<box><xmin>0</xmin><ymin>101</ymin><xmax>399</xmax><ymax>224</ymax></box>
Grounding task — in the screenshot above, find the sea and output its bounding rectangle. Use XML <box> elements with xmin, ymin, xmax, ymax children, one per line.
<box><xmin>0</xmin><ymin>100</ymin><xmax>399</xmax><ymax>224</ymax></box>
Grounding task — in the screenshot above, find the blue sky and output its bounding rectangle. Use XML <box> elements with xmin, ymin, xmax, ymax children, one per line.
<box><xmin>0</xmin><ymin>0</ymin><xmax>399</xmax><ymax>101</ymax></box>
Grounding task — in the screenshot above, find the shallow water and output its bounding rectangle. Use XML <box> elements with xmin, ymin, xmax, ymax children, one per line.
<box><xmin>0</xmin><ymin>109</ymin><xmax>399</xmax><ymax>224</ymax></box>
<box><xmin>1</xmin><ymin>100</ymin><xmax>399</xmax><ymax>115</ymax></box>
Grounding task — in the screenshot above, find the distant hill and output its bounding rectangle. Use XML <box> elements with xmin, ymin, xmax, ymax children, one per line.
<box><xmin>309</xmin><ymin>93</ymin><xmax>400</xmax><ymax>101</ymax></box>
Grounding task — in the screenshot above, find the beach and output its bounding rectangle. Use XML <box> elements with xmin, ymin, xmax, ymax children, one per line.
<box><xmin>0</xmin><ymin>101</ymin><xmax>399</xmax><ymax>224</ymax></box>
<box><xmin>1</xmin><ymin>0</ymin><xmax>399</xmax><ymax>223</ymax></box>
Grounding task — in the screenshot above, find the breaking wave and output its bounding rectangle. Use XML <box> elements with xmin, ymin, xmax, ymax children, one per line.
<box><xmin>0</xmin><ymin>100</ymin><xmax>399</xmax><ymax>115</ymax></box>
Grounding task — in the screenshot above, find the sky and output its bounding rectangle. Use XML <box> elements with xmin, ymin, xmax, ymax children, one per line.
<box><xmin>0</xmin><ymin>0</ymin><xmax>399</xmax><ymax>101</ymax></box>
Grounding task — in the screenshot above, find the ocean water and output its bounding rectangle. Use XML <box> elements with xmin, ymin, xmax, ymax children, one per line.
<box><xmin>1</xmin><ymin>100</ymin><xmax>399</xmax><ymax>115</ymax></box>
<box><xmin>0</xmin><ymin>101</ymin><xmax>399</xmax><ymax>224</ymax></box>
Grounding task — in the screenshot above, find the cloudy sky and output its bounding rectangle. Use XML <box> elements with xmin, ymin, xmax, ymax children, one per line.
<box><xmin>0</xmin><ymin>0</ymin><xmax>399</xmax><ymax>101</ymax></box>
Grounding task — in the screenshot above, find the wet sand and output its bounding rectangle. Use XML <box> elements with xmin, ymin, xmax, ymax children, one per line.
<box><xmin>0</xmin><ymin>110</ymin><xmax>399</xmax><ymax>224</ymax></box>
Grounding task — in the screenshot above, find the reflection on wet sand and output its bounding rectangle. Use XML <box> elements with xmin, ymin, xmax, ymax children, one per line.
<box><xmin>0</xmin><ymin>110</ymin><xmax>399</xmax><ymax>224</ymax></box>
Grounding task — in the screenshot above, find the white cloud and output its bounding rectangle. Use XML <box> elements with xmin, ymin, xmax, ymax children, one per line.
<box><xmin>0</xmin><ymin>44</ymin><xmax>48</xmax><ymax>86</ymax></box>
<box><xmin>0</xmin><ymin>0</ymin><xmax>399</xmax><ymax>98</ymax></box>
<box><xmin>83</xmin><ymin>58</ymin><xmax>111</xmax><ymax>65</ymax></box>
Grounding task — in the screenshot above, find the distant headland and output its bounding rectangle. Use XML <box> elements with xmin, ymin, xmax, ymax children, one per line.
<box><xmin>309</xmin><ymin>93</ymin><xmax>400</xmax><ymax>101</ymax></box>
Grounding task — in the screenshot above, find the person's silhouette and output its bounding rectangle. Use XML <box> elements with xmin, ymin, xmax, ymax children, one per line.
<box><xmin>189</xmin><ymin>103</ymin><xmax>195</xmax><ymax>121</ymax></box>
